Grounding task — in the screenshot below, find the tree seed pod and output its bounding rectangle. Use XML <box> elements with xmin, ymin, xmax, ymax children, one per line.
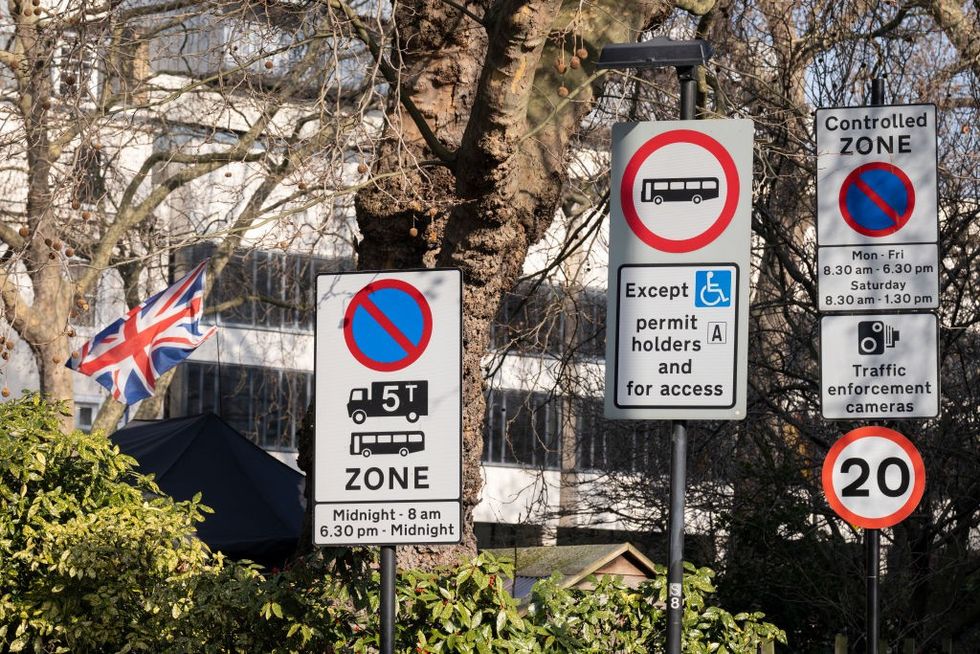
<box><xmin>71</xmin><ymin>351</ymin><xmax>80</xmax><ymax>359</ymax></box>
<box><xmin>569</xmin><ymin>56</ymin><xmax>581</xmax><ymax>69</ymax></box>
<box><xmin>48</xmin><ymin>252</ymin><xmax>56</xmax><ymax>260</ymax></box>
<box><xmin>224</xmin><ymin>171</ymin><xmax>232</xmax><ymax>178</ymax></box>
<box><xmin>1</xmin><ymin>388</ymin><xmax>9</xmax><ymax>398</ymax></box>
<box><xmin>576</xmin><ymin>47</ymin><xmax>588</xmax><ymax>59</ymax></box>
<box><xmin>65</xmin><ymin>247</ymin><xmax>74</xmax><ymax>257</ymax></box>
<box><xmin>33</xmin><ymin>7</ymin><xmax>41</xmax><ymax>15</ymax></box>
<box><xmin>357</xmin><ymin>163</ymin><xmax>368</xmax><ymax>174</ymax></box>
<box><xmin>81</xmin><ymin>211</ymin><xmax>91</xmax><ymax>220</ymax></box>
<box><xmin>264</xmin><ymin>60</ymin><xmax>274</xmax><ymax>69</ymax></box>
<box><xmin>1</xmin><ymin>351</ymin><xmax>8</xmax><ymax>361</ymax></box>
<box><xmin>75</xmin><ymin>297</ymin><xmax>86</xmax><ymax>308</ymax></box>
<box><xmin>51</xmin><ymin>355</ymin><xmax>61</xmax><ymax>363</ymax></box>
<box><xmin>5</xmin><ymin>340</ymin><xmax>13</xmax><ymax>349</ymax></box>
<box><xmin>43</xmin><ymin>238</ymin><xmax>52</xmax><ymax>246</ymax></box>
<box><xmin>557</xmin><ymin>86</ymin><xmax>570</xmax><ymax>97</ymax></box>
<box><xmin>409</xmin><ymin>227</ymin><xmax>419</xmax><ymax>238</ymax></box>
<box><xmin>18</xmin><ymin>226</ymin><xmax>29</xmax><ymax>237</ymax></box>
<box><xmin>66</xmin><ymin>327</ymin><xmax>75</xmax><ymax>337</ymax></box>
<box><xmin>51</xmin><ymin>240</ymin><xmax>62</xmax><ymax>251</ymax></box>
<box><xmin>41</xmin><ymin>100</ymin><xmax>50</xmax><ymax>110</ymax></box>
<box><xmin>555</xmin><ymin>62</ymin><xmax>567</xmax><ymax>74</ymax></box>
<box><xmin>298</xmin><ymin>182</ymin><xmax>307</xmax><ymax>190</ymax></box>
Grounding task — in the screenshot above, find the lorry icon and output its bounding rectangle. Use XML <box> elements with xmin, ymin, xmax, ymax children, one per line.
<box><xmin>347</xmin><ymin>381</ymin><xmax>428</xmax><ymax>424</ymax></box>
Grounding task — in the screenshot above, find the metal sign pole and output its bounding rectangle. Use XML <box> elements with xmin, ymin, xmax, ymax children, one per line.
<box><xmin>863</xmin><ymin>75</ymin><xmax>885</xmax><ymax>654</ymax></box>
<box><xmin>665</xmin><ymin>66</ymin><xmax>698</xmax><ymax>654</ymax></box>
<box><xmin>380</xmin><ymin>545</ymin><xmax>396</xmax><ymax>654</ymax></box>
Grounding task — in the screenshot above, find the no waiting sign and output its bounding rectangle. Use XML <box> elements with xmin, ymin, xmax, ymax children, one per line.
<box><xmin>816</xmin><ymin>104</ymin><xmax>937</xmax><ymax>246</ymax></box>
<box><xmin>314</xmin><ymin>269</ymin><xmax>461</xmax><ymax>546</ymax></box>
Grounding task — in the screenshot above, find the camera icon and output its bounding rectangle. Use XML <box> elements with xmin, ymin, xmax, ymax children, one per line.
<box><xmin>857</xmin><ymin>320</ymin><xmax>900</xmax><ymax>355</ymax></box>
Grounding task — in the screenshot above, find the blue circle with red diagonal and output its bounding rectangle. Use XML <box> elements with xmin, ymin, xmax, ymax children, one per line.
<box><xmin>838</xmin><ymin>162</ymin><xmax>915</xmax><ymax>237</ymax></box>
<box><xmin>343</xmin><ymin>279</ymin><xmax>432</xmax><ymax>372</ymax></box>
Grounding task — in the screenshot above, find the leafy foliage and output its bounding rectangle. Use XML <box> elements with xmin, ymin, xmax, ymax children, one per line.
<box><xmin>0</xmin><ymin>395</ymin><xmax>784</xmax><ymax>652</ymax></box>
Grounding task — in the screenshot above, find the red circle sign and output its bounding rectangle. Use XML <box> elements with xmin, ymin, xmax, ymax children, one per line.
<box><xmin>343</xmin><ymin>279</ymin><xmax>432</xmax><ymax>372</ymax></box>
<box><xmin>822</xmin><ymin>426</ymin><xmax>925</xmax><ymax>529</ymax></box>
<box><xmin>620</xmin><ymin>129</ymin><xmax>740</xmax><ymax>253</ymax></box>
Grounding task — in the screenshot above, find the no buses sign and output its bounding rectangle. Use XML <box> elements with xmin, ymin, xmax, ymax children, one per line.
<box><xmin>314</xmin><ymin>270</ymin><xmax>462</xmax><ymax>546</ymax></box>
<box><xmin>605</xmin><ymin>120</ymin><xmax>753</xmax><ymax>420</ymax></box>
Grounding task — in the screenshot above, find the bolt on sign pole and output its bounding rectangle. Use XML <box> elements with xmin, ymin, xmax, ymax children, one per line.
<box><xmin>865</xmin><ymin>76</ymin><xmax>885</xmax><ymax>654</ymax></box>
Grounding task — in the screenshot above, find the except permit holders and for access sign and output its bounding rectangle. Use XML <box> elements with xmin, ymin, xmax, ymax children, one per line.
<box><xmin>605</xmin><ymin>119</ymin><xmax>753</xmax><ymax>421</ymax></box>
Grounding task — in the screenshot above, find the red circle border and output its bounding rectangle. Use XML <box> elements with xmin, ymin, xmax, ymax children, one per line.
<box><xmin>838</xmin><ymin>162</ymin><xmax>915</xmax><ymax>238</ymax></box>
<box><xmin>821</xmin><ymin>426</ymin><xmax>925</xmax><ymax>529</ymax></box>
<box><xmin>620</xmin><ymin>129</ymin><xmax>740</xmax><ymax>253</ymax></box>
<box><xmin>343</xmin><ymin>279</ymin><xmax>433</xmax><ymax>372</ymax></box>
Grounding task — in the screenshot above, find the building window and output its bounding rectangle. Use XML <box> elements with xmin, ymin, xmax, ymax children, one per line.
<box><xmin>178</xmin><ymin>361</ymin><xmax>311</xmax><ymax>450</ymax></box>
<box><xmin>490</xmin><ymin>283</ymin><xmax>605</xmax><ymax>359</ymax></box>
<box><xmin>575</xmin><ymin>397</ymin><xmax>668</xmax><ymax>474</ymax></box>
<box><xmin>75</xmin><ymin>403</ymin><xmax>97</xmax><ymax>433</ymax></box>
<box><xmin>178</xmin><ymin>243</ymin><xmax>351</xmax><ymax>332</ymax></box>
<box><xmin>483</xmin><ymin>389</ymin><xmax>561</xmax><ymax>469</ymax></box>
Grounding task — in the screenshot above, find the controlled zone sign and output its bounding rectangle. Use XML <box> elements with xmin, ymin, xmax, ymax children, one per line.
<box><xmin>314</xmin><ymin>269</ymin><xmax>461</xmax><ymax>546</ymax></box>
<box><xmin>606</xmin><ymin>119</ymin><xmax>753</xmax><ymax>420</ymax></box>
<box><xmin>816</xmin><ymin>104</ymin><xmax>937</xmax><ymax>247</ymax></box>
<box><xmin>820</xmin><ymin>313</ymin><xmax>939</xmax><ymax>420</ymax></box>
<box><xmin>822</xmin><ymin>426</ymin><xmax>925</xmax><ymax>529</ymax></box>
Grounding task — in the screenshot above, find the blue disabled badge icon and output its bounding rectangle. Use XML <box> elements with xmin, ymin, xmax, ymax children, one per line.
<box><xmin>695</xmin><ymin>270</ymin><xmax>732</xmax><ymax>307</ymax></box>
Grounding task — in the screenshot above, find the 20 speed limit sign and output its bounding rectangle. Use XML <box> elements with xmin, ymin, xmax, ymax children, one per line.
<box><xmin>822</xmin><ymin>426</ymin><xmax>925</xmax><ymax>529</ymax></box>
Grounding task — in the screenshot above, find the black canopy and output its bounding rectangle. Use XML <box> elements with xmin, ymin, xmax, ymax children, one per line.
<box><xmin>112</xmin><ymin>413</ymin><xmax>305</xmax><ymax>567</ymax></box>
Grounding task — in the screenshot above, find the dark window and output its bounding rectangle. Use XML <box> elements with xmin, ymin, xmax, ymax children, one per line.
<box><xmin>180</xmin><ymin>361</ymin><xmax>310</xmax><ymax>450</ymax></box>
<box><xmin>177</xmin><ymin>243</ymin><xmax>351</xmax><ymax>331</ymax></box>
<box><xmin>490</xmin><ymin>283</ymin><xmax>605</xmax><ymax>359</ymax></box>
<box><xmin>73</xmin><ymin>146</ymin><xmax>107</xmax><ymax>207</ymax></box>
<box><xmin>575</xmin><ymin>397</ymin><xmax>668</xmax><ymax>473</ymax></box>
<box><xmin>483</xmin><ymin>389</ymin><xmax>561</xmax><ymax>469</ymax></box>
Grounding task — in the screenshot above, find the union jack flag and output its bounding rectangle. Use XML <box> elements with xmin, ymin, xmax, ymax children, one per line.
<box><xmin>66</xmin><ymin>260</ymin><xmax>217</xmax><ymax>405</ymax></box>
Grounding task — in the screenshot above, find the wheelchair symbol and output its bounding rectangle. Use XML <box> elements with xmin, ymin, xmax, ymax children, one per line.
<box><xmin>695</xmin><ymin>270</ymin><xmax>732</xmax><ymax>308</ymax></box>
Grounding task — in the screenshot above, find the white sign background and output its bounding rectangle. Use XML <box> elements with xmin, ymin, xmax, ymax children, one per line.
<box><xmin>314</xmin><ymin>269</ymin><xmax>461</xmax><ymax>545</ymax></box>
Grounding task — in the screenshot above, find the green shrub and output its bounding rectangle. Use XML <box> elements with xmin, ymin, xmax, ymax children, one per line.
<box><xmin>1</xmin><ymin>394</ymin><xmax>784</xmax><ymax>653</ymax></box>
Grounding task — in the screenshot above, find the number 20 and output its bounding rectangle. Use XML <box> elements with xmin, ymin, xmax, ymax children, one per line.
<box><xmin>840</xmin><ymin>457</ymin><xmax>910</xmax><ymax>498</ymax></box>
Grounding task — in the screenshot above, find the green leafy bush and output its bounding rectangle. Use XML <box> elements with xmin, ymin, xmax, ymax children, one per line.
<box><xmin>0</xmin><ymin>395</ymin><xmax>784</xmax><ymax>653</ymax></box>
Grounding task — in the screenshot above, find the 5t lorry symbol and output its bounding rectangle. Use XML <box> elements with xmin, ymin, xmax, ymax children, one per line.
<box><xmin>347</xmin><ymin>381</ymin><xmax>428</xmax><ymax>424</ymax></box>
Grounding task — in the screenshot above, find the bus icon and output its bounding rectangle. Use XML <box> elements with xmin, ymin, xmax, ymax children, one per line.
<box><xmin>641</xmin><ymin>177</ymin><xmax>720</xmax><ymax>205</ymax></box>
<box><xmin>350</xmin><ymin>431</ymin><xmax>425</xmax><ymax>457</ymax></box>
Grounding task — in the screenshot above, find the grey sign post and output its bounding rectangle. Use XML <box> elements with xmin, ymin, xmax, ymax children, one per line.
<box><xmin>598</xmin><ymin>37</ymin><xmax>752</xmax><ymax>654</ymax></box>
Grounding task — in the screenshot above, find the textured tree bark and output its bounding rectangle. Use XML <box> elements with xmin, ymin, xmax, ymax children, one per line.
<box><xmin>295</xmin><ymin>0</ymin><xmax>669</xmax><ymax>568</ymax></box>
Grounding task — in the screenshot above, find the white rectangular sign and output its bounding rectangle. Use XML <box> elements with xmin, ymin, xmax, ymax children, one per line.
<box><xmin>314</xmin><ymin>269</ymin><xmax>461</xmax><ymax>545</ymax></box>
<box><xmin>605</xmin><ymin>119</ymin><xmax>753</xmax><ymax>420</ymax></box>
<box><xmin>816</xmin><ymin>104</ymin><xmax>937</xmax><ymax>247</ymax></box>
<box><xmin>611</xmin><ymin>264</ymin><xmax>740</xmax><ymax>417</ymax></box>
<box><xmin>821</xmin><ymin>313</ymin><xmax>939</xmax><ymax>419</ymax></box>
<box><xmin>818</xmin><ymin>243</ymin><xmax>939</xmax><ymax>311</ymax></box>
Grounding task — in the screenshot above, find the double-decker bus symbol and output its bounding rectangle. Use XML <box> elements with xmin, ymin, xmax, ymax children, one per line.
<box><xmin>641</xmin><ymin>177</ymin><xmax>720</xmax><ymax>205</ymax></box>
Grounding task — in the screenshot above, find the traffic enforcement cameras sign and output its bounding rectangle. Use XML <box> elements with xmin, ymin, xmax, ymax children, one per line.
<box><xmin>314</xmin><ymin>270</ymin><xmax>461</xmax><ymax>546</ymax></box>
<box><xmin>605</xmin><ymin>119</ymin><xmax>753</xmax><ymax>420</ymax></box>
